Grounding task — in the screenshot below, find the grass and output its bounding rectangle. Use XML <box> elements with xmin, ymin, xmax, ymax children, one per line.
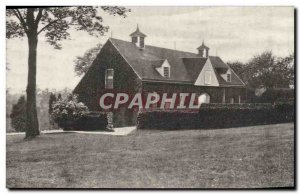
<box><xmin>6</xmin><ymin>123</ymin><xmax>294</xmax><ymax>188</ymax></box>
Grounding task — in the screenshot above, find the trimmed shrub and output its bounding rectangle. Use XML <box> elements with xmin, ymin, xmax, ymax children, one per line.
<box><xmin>137</xmin><ymin>102</ymin><xmax>294</xmax><ymax>130</ymax></box>
<box><xmin>200</xmin><ymin>103</ymin><xmax>272</xmax><ymax>109</ymax></box>
<box><xmin>55</xmin><ymin>111</ymin><xmax>108</xmax><ymax>131</ymax></box>
<box><xmin>67</xmin><ymin>111</ymin><xmax>108</xmax><ymax>131</ymax></box>
<box><xmin>52</xmin><ymin>95</ymin><xmax>108</xmax><ymax>131</ymax></box>
<box><xmin>52</xmin><ymin>95</ymin><xmax>88</xmax><ymax>124</ymax></box>
<box><xmin>273</xmin><ymin>102</ymin><xmax>294</xmax><ymax>122</ymax></box>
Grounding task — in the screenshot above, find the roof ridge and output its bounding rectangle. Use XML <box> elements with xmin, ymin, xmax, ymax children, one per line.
<box><xmin>147</xmin><ymin>59</ymin><xmax>165</xmax><ymax>61</ymax></box>
<box><xmin>180</xmin><ymin>56</ymin><xmax>220</xmax><ymax>58</ymax></box>
<box><xmin>109</xmin><ymin>38</ymin><xmax>198</xmax><ymax>56</ymax></box>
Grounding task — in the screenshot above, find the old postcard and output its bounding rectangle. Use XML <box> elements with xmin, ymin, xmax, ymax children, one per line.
<box><xmin>6</xmin><ymin>6</ymin><xmax>294</xmax><ymax>189</ymax></box>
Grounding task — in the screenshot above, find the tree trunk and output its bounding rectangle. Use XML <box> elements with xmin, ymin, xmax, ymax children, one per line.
<box><xmin>25</xmin><ymin>32</ymin><xmax>40</xmax><ymax>138</ymax></box>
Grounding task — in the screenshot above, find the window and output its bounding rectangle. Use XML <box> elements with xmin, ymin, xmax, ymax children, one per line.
<box><xmin>132</xmin><ymin>36</ymin><xmax>137</xmax><ymax>43</ymax></box>
<box><xmin>203</xmin><ymin>49</ymin><xmax>206</xmax><ymax>57</ymax></box>
<box><xmin>140</xmin><ymin>37</ymin><xmax>145</xmax><ymax>48</ymax></box>
<box><xmin>163</xmin><ymin>67</ymin><xmax>170</xmax><ymax>78</ymax></box>
<box><xmin>204</xmin><ymin>71</ymin><xmax>212</xmax><ymax>84</ymax></box>
<box><xmin>105</xmin><ymin>69</ymin><xmax>114</xmax><ymax>89</ymax></box>
<box><xmin>230</xmin><ymin>97</ymin><xmax>234</xmax><ymax>104</ymax></box>
<box><xmin>238</xmin><ymin>95</ymin><xmax>241</xmax><ymax>104</ymax></box>
<box><xmin>227</xmin><ymin>74</ymin><xmax>231</xmax><ymax>82</ymax></box>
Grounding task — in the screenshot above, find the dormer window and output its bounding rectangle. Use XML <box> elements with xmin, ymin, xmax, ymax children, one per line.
<box><xmin>220</xmin><ymin>69</ymin><xmax>231</xmax><ymax>82</ymax></box>
<box><xmin>227</xmin><ymin>73</ymin><xmax>231</xmax><ymax>82</ymax></box>
<box><xmin>163</xmin><ymin>67</ymin><xmax>170</xmax><ymax>77</ymax></box>
<box><xmin>155</xmin><ymin>59</ymin><xmax>171</xmax><ymax>78</ymax></box>
<box><xmin>105</xmin><ymin>69</ymin><xmax>114</xmax><ymax>89</ymax></box>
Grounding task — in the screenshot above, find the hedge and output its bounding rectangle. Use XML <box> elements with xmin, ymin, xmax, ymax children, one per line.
<box><xmin>137</xmin><ymin>102</ymin><xmax>294</xmax><ymax>130</ymax></box>
<box><xmin>200</xmin><ymin>103</ymin><xmax>273</xmax><ymax>109</ymax></box>
<box><xmin>56</xmin><ymin>111</ymin><xmax>108</xmax><ymax>131</ymax></box>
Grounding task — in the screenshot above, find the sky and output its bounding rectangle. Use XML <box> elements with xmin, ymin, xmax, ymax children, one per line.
<box><xmin>6</xmin><ymin>6</ymin><xmax>294</xmax><ymax>94</ymax></box>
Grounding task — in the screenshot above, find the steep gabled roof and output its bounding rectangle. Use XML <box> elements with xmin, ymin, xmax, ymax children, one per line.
<box><xmin>216</xmin><ymin>69</ymin><xmax>246</xmax><ymax>86</ymax></box>
<box><xmin>109</xmin><ymin>38</ymin><xmax>195</xmax><ymax>83</ymax></box>
<box><xmin>182</xmin><ymin>58</ymin><xmax>207</xmax><ymax>81</ymax></box>
<box><xmin>209</xmin><ymin>56</ymin><xmax>228</xmax><ymax>69</ymax></box>
<box><xmin>209</xmin><ymin>56</ymin><xmax>246</xmax><ymax>86</ymax></box>
<box><xmin>151</xmin><ymin>60</ymin><xmax>165</xmax><ymax>68</ymax></box>
<box><xmin>108</xmin><ymin>38</ymin><xmax>245</xmax><ymax>87</ymax></box>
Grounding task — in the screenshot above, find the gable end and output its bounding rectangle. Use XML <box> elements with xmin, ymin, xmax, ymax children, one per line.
<box><xmin>108</xmin><ymin>39</ymin><xmax>142</xmax><ymax>80</ymax></box>
<box><xmin>194</xmin><ymin>58</ymin><xmax>220</xmax><ymax>86</ymax></box>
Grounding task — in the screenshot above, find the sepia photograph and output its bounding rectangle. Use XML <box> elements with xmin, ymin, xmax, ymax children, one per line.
<box><xmin>5</xmin><ymin>6</ymin><xmax>295</xmax><ymax>189</ymax></box>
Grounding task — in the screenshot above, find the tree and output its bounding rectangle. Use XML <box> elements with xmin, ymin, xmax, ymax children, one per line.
<box><xmin>48</xmin><ymin>93</ymin><xmax>57</xmax><ymax>114</ymax></box>
<box><xmin>245</xmin><ymin>51</ymin><xmax>276</xmax><ymax>88</ymax></box>
<box><xmin>227</xmin><ymin>61</ymin><xmax>245</xmax><ymax>75</ymax></box>
<box><xmin>274</xmin><ymin>53</ymin><xmax>294</xmax><ymax>88</ymax></box>
<box><xmin>48</xmin><ymin>93</ymin><xmax>57</xmax><ymax>128</ymax></box>
<box><xmin>74</xmin><ymin>43</ymin><xmax>102</xmax><ymax>76</ymax></box>
<box><xmin>10</xmin><ymin>95</ymin><xmax>27</xmax><ymax>132</ymax></box>
<box><xmin>227</xmin><ymin>51</ymin><xmax>294</xmax><ymax>89</ymax></box>
<box><xmin>6</xmin><ymin>6</ymin><xmax>130</xmax><ymax>138</ymax></box>
<box><xmin>57</xmin><ymin>93</ymin><xmax>62</xmax><ymax>101</ymax></box>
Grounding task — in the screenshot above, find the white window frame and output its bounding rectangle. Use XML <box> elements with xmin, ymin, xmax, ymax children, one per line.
<box><xmin>105</xmin><ymin>69</ymin><xmax>114</xmax><ymax>89</ymax></box>
<box><xmin>204</xmin><ymin>71</ymin><xmax>212</xmax><ymax>85</ymax></box>
<box><xmin>227</xmin><ymin>73</ymin><xmax>231</xmax><ymax>82</ymax></box>
<box><xmin>163</xmin><ymin>66</ymin><xmax>170</xmax><ymax>78</ymax></box>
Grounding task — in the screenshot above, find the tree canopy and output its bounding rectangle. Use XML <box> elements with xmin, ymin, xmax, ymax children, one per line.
<box><xmin>74</xmin><ymin>43</ymin><xmax>102</xmax><ymax>76</ymax></box>
<box><xmin>6</xmin><ymin>6</ymin><xmax>130</xmax><ymax>138</ymax></box>
<box><xmin>6</xmin><ymin>7</ymin><xmax>130</xmax><ymax>48</ymax></box>
<box><xmin>228</xmin><ymin>51</ymin><xmax>294</xmax><ymax>89</ymax></box>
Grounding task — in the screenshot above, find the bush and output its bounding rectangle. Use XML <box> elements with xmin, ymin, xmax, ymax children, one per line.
<box><xmin>52</xmin><ymin>95</ymin><xmax>108</xmax><ymax>131</ymax></box>
<box><xmin>137</xmin><ymin>102</ymin><xmax>294</xmax><ymax>130</ymax></box>
<box><xmin>248</xmin><ymin>88</ymin><xmax>294</xmax><ymax>103</ymax></box>
<box><xmin>64</xmin><ymin>111</ymin><xmax>108</xmax><ymax>131</ymax></box>
<box><xmin>52</xmin><ymin>95</ymin><xmax>88</xmax><ymax>122</ymax></box>
<box><xmin>52</xmin><ymin>94</ymin><xmax>87</xmax><ymax>130</ymax></box>
<box><xmin>273</xmin><ymin>102</ymin><xmax>294</xmax><ymax>122</ymax></box>
<box><xmin>10</xmin><ymin>96</ymin><xmax>27</xmax><ymax>132</ymax></box>
<box><xmin>259</xmin><ymin>88</ymin><xmax>294</xmax><ymax>103</ymax></box>
<box><xmin>200</xmin><ymin>103</ymin><xmax>272</xmax><ymax>109</ymax></box>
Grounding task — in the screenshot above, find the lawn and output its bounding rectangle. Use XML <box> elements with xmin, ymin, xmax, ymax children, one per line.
<box><xmin>6</xmin><ymin>123</ymin><xmax>294</xmax><ymax>188</ymax></box>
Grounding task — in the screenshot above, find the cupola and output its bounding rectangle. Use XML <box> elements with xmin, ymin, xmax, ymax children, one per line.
<box><xmin>130</xmin><ymin>25</ymin><xmax>146</xmax><ymax>49</ymax></box>
<box><xmin>197</xmin><ymin>41</ymin><xmax>209</xmax><ymax>58</ymax></box>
